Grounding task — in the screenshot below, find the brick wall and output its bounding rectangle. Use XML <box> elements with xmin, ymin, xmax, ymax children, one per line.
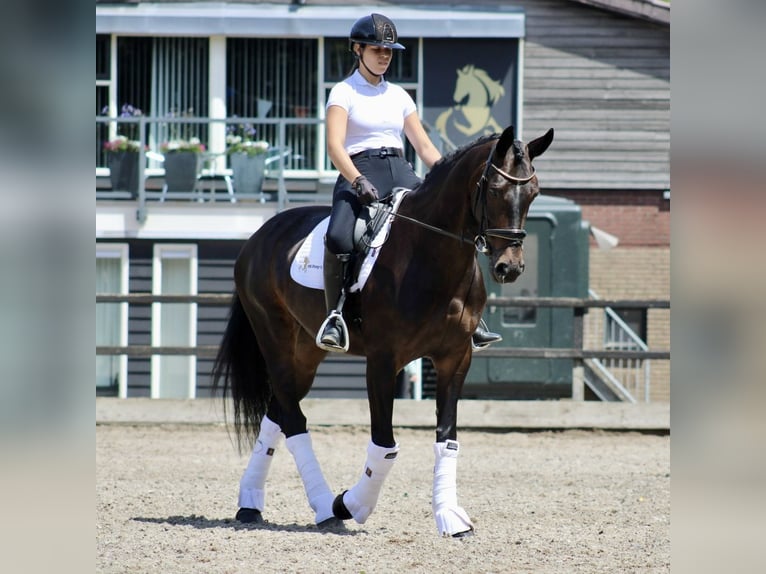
<box><xmin>589</xmin><ymin>247</ymin><xmax>670</xmax><ymax>402</ymax></box>
<box><xmin>547</xmin><ymin>190</ymin><xmax>670</xmax><ymax>247</ymax></box>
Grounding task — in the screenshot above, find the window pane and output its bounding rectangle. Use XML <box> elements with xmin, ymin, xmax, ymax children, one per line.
<box><xmin>609</xmin><ymin>308</ymin><xmax>647</xmax><ymax>343</ymax></box>
<box><xmin>227</xmin><ymin>38</ymin><xmax>318</xmax><ymax>170</ymax></box>
<box><xmin>96</xmin><ymin>34</ymin><xmax>110</xmax><ymax>80</ymax></box>
<box><xmin>116</xmin><ymin>37</ymin><xmax>152</xmax><ymax>118</ymax></box>
<box><xmin>97</xmin><ymin>86</ymin><xmax>110</xmax><ymax>167</ymax></box>
<box><xmin>152</xmin><ymin>37</ymin><xmax>210</xmax><ymax>149</ymax></box>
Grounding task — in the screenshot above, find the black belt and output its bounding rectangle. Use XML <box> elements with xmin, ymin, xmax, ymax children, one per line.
<box><xmin>350</xmin><ymin>147</ymin><xmax>403</xmax><ymax>160</ymax></box>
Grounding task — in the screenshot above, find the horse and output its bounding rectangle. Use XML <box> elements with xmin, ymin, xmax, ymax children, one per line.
<box><xmin>435</xmin><ymin>64</ymin><xmax>505</xmax><ymax>148</ymax></box>
<box><xmin>211</xmin><ymin>125</ymin><xmax>554</xmax><ymax>537</ymax></box>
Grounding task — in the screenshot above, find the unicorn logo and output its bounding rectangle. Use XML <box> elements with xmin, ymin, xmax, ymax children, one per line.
<box><xmin>435</xmin><ymin>65</ymin><xmax>505</xmax><ymax>149</ymax></box>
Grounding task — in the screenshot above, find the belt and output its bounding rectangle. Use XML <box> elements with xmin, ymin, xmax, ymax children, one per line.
<box><xmin>350</xmin><ymin>147</ymin><xmax>404</xmax><ymax>160</ymax></box>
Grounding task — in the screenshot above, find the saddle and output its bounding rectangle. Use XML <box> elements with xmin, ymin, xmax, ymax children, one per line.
<box><xmin>289</xmin><ymin>188</ymin><xmax>409</xmax><ymax>292</ymax></box>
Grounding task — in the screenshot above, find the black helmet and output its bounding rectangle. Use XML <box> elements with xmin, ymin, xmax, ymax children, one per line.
<box><xmin>349</xmin><ymin>13</ymin><xmax>405</xmax><ymax>51</ymax></box>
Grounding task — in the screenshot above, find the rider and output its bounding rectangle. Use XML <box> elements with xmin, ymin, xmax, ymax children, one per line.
<box><xmin>319</xmin><ymin>13</ymin><xmax>501</xmax><ymax>352</ymax></box>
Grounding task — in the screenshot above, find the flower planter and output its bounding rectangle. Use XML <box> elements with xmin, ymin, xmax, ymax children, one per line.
<box><xmin>108</xmin><ymin>151</ymin><xmax>140</xmax><ymax>197</ymax></box>
<box><xmin>230</xmin><ymin>152</ymin><xmax>267</xmax><ymax>196</ymax></box>
<box><xmin>163</xmin><ymin>152</ymin><xmax>200</xmax><ymax>193</ymax></box>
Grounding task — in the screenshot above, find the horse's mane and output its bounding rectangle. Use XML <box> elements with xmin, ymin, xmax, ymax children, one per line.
<box><xmin>420</xmin><ymin>133</ymin><xmax>499</xmax><ymax>190</ymax></box>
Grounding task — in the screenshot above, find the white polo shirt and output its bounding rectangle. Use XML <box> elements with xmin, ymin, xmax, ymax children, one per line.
<box><xmin>326</xmin><ymin>69</ymin><xmax>417</xmax><ymax>156</ymax></box>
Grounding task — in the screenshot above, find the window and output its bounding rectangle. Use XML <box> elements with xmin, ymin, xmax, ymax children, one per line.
<box><xmin>96</xmin><ymin>244</ymin><xmax>129</xmax><ymax>397</ymax></box>
<box><xmin>97</xmin><ymin>37</ymin><xmax>209</xmax><ymax>168</ymax></box>
<box><xmin>151</xmin><ymin>244</ymin><xmax>197</xmax><ymax>398</ymax></box>
<box><xmin>227</xmin><ymin>38</ymin><xmax>318</xmax><ymax>171</ymax></box>
<box><xmin>96</xmin><ymin>34</ymin><xmax>112</xmax><ymax>168</ymax></box>
<box><xmin>606</xmin><ymin>308</ymin><xmax>647</xmax><ymax>347</ymax></box>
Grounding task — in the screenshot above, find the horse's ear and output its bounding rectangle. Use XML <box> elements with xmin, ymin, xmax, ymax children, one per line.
<box><xmin>527</xmin><ymin>128</ymin><xmax>554</xmax><ymax>160</ymax></box>
<box><xmin>495</xmin><ymin>125</ymin><xmax>516</xmax><ymax>158</ymax></box>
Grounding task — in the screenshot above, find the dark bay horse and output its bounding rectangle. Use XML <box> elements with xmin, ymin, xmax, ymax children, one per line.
<box><xmin>212</xmin><ymin>125</ymin><xmax>554</xmax><ymax>537</ymax></box>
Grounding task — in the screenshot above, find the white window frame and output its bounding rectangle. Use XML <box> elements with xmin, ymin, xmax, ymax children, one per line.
<box><xmin>151</xmin><ymin>243</ymin><xmax>198</xmax><ymax>399</ymax></box>
<box><xmin>96</xmin><ymin>243</ymin><xmax>129</xmax><ymax>398</ymax></box>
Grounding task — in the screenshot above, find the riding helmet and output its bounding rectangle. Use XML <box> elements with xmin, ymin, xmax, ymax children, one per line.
<box><xmin>349</xmin><ymin>13</ymin><xmax>405</xmax><ymax>51</ymax></box>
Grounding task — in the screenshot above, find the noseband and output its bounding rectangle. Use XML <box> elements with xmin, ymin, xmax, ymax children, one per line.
<box><xmin>472</xmin><ymin>141</ymin><xmax>536</xmax><ymax>255</ymax></box>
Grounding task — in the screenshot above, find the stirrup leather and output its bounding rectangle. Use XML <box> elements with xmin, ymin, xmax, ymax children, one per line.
<box><xmin>316</xmin><ymin>310</ymin><xmax>350</xmax><ymax>352</ymax></box>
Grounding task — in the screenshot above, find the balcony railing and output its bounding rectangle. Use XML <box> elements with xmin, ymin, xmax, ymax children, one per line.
<box><xmin>97</xmin><ymin>115</ymin><xmax>333</xmax><ymax>219</ymax></box>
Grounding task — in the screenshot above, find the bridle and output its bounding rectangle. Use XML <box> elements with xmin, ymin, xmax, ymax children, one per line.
<box><xmin>390</xmin><ymin>139</ymin><xmax>536</xmax><ymax>257</ymax></box>
<box><xmin>471</xmin><ymin>140</ymin><xmax>536</xmax><ymax>254</ymax></box>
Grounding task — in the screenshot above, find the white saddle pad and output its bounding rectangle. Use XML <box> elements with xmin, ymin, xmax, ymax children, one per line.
<box><xmin>289</xmin><ymin>189</ymin><xmax>408</xmax><ymax>292</ymax></box>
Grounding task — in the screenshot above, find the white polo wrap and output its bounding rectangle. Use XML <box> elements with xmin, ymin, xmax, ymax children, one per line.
<box><xmin>285</xmin><ymin>432</ymin><xmax>335</xmax><ymax>524</ymax></box>
<box><xmin>432</xmin><ymin>440</ymin><xmax>474</xmax><ymax>536</ymax></box>
<box><xmin>342</xmin><ymin>441</ymin><xmax>400</xmax><ymax>524</ymax></box>
<box><xmin>238</xmin><ymin>416</ymin><xmax>283</xmax><ymax>511</ymax></box>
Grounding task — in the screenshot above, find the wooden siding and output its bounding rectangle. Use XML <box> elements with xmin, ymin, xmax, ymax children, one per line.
<box><xmin>112</xmin><ymin>239</ymin><xmax>367</xmax><ymax>398</ymax></box>
<box><xmin>520</xmin><ymin>0</ymin><xmax>669</xmax><ymax>190</ymax></box>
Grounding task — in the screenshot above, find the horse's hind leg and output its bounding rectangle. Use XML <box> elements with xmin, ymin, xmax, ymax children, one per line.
<box><xmin>262</xmin><ymin>332</ymin><xmax>338</xmax><ymax>527</ymax></box>
<box><xmin>235</xmin><ymin>403</ymin><xmax>284</xmax><ymax>524</ymax></box>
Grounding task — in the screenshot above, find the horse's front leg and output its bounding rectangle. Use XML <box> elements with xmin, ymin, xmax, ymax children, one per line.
<box><xmin>432</xmin><ymin>344</ymin><xmax>475</xmax><ymax>537</ymax></box>
<box><xmin>333</xmin><ymin>355</ymin><xmax>399</xmax><ymax>524</ymax></box>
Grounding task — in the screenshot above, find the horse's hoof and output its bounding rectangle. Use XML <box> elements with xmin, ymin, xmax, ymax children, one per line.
<box><xmin>235</xmin><ymin>507</ymin><xmax>264</xmax><ymax>524</ymax></box>
<box><xmin>452</xmin><ymin>528</ymin><xmax>474</xmax><ymax>539</ymax></box>
<box><xmin>317</xmin><ymin>516</ymin><xmax>347</xmax><ymax>531</ymax></box>
<box><xmin>332</xmin><ymin>491</ymin><xmax>353</xmax><ymax>520</ymax></box>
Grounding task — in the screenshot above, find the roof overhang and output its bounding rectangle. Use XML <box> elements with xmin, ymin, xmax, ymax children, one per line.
<box><xmin>569</xmin><ymin>0</ymin><xmax>669</xmax><ymax>26</ymax></box>
<box><xmin>96</xmin><ymin>3</ymin><xmax>526</xmax><ymax>38</ymax></box>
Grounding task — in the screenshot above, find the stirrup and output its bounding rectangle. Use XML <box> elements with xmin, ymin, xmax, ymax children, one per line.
<box><xmin>472</xmin><ymin>319</ymin><xmax>502</xmax><ymax>351</ymax></box>
<box><xmin>316</xmin><ymin>311</ymin><xmax>350</xmax><ymax>352</ymax></box>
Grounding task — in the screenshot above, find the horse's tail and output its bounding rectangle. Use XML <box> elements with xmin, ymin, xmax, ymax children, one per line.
<box><xmin>211</xmin><ymin>293</ymin><xmax>271</xmax><ymax>452</ymax></box>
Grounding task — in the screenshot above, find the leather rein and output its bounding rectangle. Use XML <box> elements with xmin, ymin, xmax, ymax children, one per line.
<box><xmin>390</xmin><ymin>141</ymin><xmax>536</xmax><ymax>256</ymax></box>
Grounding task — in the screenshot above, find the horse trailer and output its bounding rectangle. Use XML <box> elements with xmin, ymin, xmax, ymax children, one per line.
<box><xmin>421</xmin><ymin>195</ymin><xmax>590</xmax><ymax>399</ymax></box>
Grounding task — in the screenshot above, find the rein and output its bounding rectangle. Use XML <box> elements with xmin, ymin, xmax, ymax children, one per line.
<box><xmin>388</xmin><ymin>140</ymin><xmax>536</xmax><ymax>256</ymax></box>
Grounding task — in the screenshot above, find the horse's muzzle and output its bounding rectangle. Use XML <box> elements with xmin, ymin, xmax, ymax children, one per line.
<box><xmin>493</xmin><ymin>260</ymin><xmax>524</xmax><ymax>283</ymax></box>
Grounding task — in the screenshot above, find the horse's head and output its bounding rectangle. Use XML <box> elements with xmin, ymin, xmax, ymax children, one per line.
<box><xmin>474</xmin><ymin>125</ymin><xmax>554</xmax><ymax>283</ymax></box>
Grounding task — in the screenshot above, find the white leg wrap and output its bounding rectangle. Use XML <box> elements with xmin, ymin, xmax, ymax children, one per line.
<box><xmin>238</xmin><ymin>416</ymin><xmax>283</xmax><ymax>511</ymax></box>
<box><xmin>285</xmin><ymin>432</ymin><xmax>335</xmax><ymax>524</ymax></box>
<box><xmin>432</xmin><ymin>440</ymin><xmax>474</xmax><ymax>536</ymax></box>
<box><xmin>342</xmin><ymin>441</ymin><xmax>399</xmax><ymax>524</ymax></box>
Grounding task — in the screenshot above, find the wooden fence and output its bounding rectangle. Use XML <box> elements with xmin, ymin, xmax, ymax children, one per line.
<box><xmin>96</xmin><ymin>293</ymin><xmax>669</xmax><ymax>361</ymax></box>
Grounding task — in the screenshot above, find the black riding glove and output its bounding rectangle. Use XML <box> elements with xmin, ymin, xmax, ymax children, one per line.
<box><xmin>352</xmin><ymin>175</ymin><xmax>379</xmax><ymax>205</ymax></box>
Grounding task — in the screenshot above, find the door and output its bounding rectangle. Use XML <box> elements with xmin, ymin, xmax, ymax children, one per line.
<box><xmin>466</xmin><ymin>218</ymin><xmax>553</xmax><ymax>387</ymax></box>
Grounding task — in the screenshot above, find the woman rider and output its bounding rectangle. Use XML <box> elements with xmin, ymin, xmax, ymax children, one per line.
<box><xmin>319</xmin><ymin>13</ymin><xmax>501</xmax><ymax>351</ymax></box>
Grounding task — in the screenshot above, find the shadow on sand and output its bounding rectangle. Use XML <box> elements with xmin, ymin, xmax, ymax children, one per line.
<box><xmin>132</xmin><ymin>514</ymin><xmax>356</xmax><ymax>535</ymax></box>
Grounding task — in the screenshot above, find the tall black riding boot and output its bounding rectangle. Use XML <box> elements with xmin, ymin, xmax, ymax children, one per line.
<box><xmin>472</xmin><ymin>319</ymin><xmax>502</xmax><ymax>349</ymax></box>
<box><xmin>318</xmin><ymin>249</ymin><xmax>350</xmax><ymax>351</ymax></box>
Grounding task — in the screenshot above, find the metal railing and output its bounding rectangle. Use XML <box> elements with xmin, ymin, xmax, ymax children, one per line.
<box><xmin>585</xmin><ymin>289</ymin><xmax>653</xmax><ymax>402</ymax></box>
<box><xmin>96</xmin><ymin>115</ymin><xmax>330</xmax><ymax>220</ymax></box>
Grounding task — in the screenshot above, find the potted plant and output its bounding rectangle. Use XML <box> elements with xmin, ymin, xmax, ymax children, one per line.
<box><xmin>159</xmin><ymin>137</ymin><xmax>206</xmax><ymax>193</ymax></box>
<box><xmin>102</xmin><ymin>104</ymin><xmax>145</xmax><ymax>196</ymax></box>
<box><xmin>226</xmin><ymin>122</ymin><xmax>271</xmax><ymax>196</ymax></box>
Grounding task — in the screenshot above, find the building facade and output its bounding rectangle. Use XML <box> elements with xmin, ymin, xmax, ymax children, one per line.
<box><xmin>96</xmin><ymin>0</ymin><xmax>670</xmax><ymax>400</ymax></box>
